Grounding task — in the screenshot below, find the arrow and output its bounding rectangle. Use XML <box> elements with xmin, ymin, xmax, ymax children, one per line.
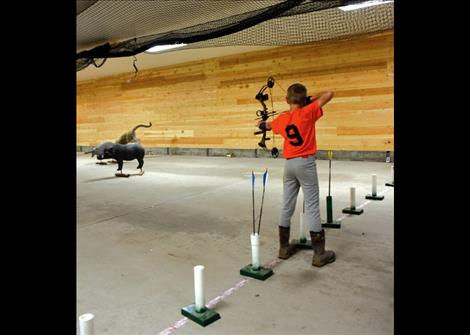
<box><xmin>257</xmin><ymin>168</ymin><xmax>268</xmax><ymax>235</ymax></box>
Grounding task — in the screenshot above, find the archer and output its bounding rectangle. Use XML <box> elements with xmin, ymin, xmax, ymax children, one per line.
<box><xmin>256</xmin><ymin>83</ymin><xmax>336</xmax><ymax>267</ymax></box>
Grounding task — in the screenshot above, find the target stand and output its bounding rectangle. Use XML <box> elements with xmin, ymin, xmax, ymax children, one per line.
<box><xmin>291</xmin><ymin>237</ymin><xmax>312</xmax><ymax>250</ymax></box>
<box><xmin>181</xmin><ymin>305</ymin><xmax>220</xmax><ymax>327</ymax></box>
<box><xmin>366</xmin><ymin>174</ymin><xmax>384</xmax><ymax>200</ymax></box>
<box><xmin>181</xmin><ymin>265</ymin><xmax>221</xmax><ymax>327</ymax></box>
<box><xmin>342</xmin><ymin>187</ymin><xmax>364</xmax><ymax>215</ymax></box>
<box><xmin>322</xmin><ymin>152</ymin><xmax>341</xmax><ymax>229</ymax></box>
<box><xmin>240</xmin><ymin>233</ymin><xmax>273</xmax><ymax>281</ymax></box>
<box><xmin>342</xmin><ymin>207</ymin><xmax>364</xmax><ymax>215</ymax></box>
<box><xmin>322</xmin><ymin>221</ymin><xmax>341</xmax><ymax>229</ymax></box>
<box><xmin>365</xmin><ymin>193</ymin><xmax>384</xmax><ymax>200</ymax></box>
<box><xmin>386</xmin><ymin>165</ymin><xmax>394</xmax><ymax>187</ymax></box>
<box><xmin>239</xmin><ymin>264</ymin><xmax>273</xmax><ymax>281</ymax></box>
<box><xmin>322</xmin><ymin>195</ymin><xmax>341</xmax><ymax>229</ymax></box>
<box><xmin>292</xmin><ymin>209</ymin><xmax>312</xmax><ymax>249</ymax></box>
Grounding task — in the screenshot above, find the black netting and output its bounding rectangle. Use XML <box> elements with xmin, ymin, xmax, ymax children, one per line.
<box><xmin>189</xmin><ymin>2</ymin><xmax>393</xmax><ymax>48</ymax></box>
<box><xmin>77</xmin><ymin>0</ymin><xmax>393</xmax><ymax>72</ymax></box>
<box><xmin>76</xmin><ymin>0</ymin><xmax>98</xmax><ymax>16</ymax></box>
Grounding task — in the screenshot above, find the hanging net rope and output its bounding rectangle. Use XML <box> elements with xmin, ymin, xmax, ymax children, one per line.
<box><xmin>77</xmin><ymin>0</ymin><xmax>393</xmax><ymax>71</ymax></box>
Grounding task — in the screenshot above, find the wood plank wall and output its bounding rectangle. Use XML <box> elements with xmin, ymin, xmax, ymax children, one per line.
<box><xmin>77</xmin><ymin>30</ymin><xmax>394</xmax><ymax>151</ymax></box>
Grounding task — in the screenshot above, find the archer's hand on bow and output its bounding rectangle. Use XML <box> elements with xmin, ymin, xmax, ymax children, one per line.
<box><xmin>257</xmin><ymin>120</ymin><xmax>272</xmax><ymax>131</ymax></box>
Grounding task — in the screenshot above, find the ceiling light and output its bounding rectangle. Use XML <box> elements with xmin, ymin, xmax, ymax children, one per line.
<box><xmin>146</xmin><ymin>43</ymin><xmax>187</xmax><ymax>53</ymax></box>
<box><xmin>339</xmin><ymin>1</ymin><xmax>392</xmax><ymax>11</ymax></box>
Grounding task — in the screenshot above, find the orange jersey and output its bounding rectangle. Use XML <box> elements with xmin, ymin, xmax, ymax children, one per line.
<box><xmin>271</xmin><ymin>101</ymin><xmax>323</xmax><ymax>159</ymax></box>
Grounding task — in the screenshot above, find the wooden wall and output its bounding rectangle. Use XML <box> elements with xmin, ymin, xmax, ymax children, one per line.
<box><xmin>77</xmin><ymin>30</ymin><xmax>393</xmax><ymax>151</ymax></box>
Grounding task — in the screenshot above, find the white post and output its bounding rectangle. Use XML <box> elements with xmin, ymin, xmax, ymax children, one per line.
<box><xmin>79</xmin><ymin>313</ymin><xmax>95</xmax><ymax>335</ymax></box>
<box><xmin>250</xmin><ymin>233</ymin><xmax>261</xmax><ymax>270</ymax></box>
<box><xmin>350</xmin><ymin>187</ymin><xmax>356</xmax><ymax>209</ymax></box>
<box><xmin>391</xmin><ymin>165</ymin><xmax>394</xmax><ymax>182</ymax></box>
<box><xmin>194</xmin><ymin>265</ymin><xmax>205</xmax><ymax>312</ymax></box>
<box><xmin>372</xmin><ymin>174</ymin><xmax>377</xmax><ymax>196</ymax></box>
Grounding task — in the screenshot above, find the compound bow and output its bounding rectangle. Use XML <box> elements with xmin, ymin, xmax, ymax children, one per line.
<box><xmin>254</xmin><ymin>76</ymin><xmax>280</xmax><ymax>158</ymax></box>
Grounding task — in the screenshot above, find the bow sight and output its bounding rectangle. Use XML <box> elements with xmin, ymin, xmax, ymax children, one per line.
<box><xmin>255</xmin><ymin>76</ymin><xmax>274</xmax><ymax>102</ymax></box>
<box><xmin>254</xmin><ymin>76</ymin><xmax>279</xmax><ymax>158</ymax></box>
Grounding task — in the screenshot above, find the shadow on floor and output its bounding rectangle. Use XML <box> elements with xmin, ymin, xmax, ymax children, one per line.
<box><xmin>83</xmin><ymin>176</ymin><xmax>121</xmax><ymax>182</ymax></box>
<box><xmin>83</xmin><ymin>173</ymin><xmax>145</xmax><ymax>183</ymax></box>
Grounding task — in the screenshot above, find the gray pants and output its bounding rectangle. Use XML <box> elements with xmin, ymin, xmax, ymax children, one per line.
<box><xmin>279</xmin><ymin>155</ymin><xmax>322</xmax><ymax>232</ymax></box>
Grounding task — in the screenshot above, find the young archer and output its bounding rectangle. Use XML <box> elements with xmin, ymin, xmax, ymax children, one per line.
<box><xmin>256</xmin><ymin>83</ymin><xmax>336</xmax><ymax>267</ymax></box>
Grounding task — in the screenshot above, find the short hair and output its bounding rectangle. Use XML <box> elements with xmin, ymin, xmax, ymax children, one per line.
<box><xmin>287</xmin><ymin>83</ymin><xmax>307</xmax><ymax>105</ymax></box>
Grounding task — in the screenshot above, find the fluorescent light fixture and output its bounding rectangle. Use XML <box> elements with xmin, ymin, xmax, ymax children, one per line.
<box><xmin>146</xmin><ymin>43</ymin><xmax>187</xmax><ymax>53</ymax></box>
<box><xmin>339</xmin><ymin>1</ymin><xmax>392</xmax><ymax>11</ymax></box>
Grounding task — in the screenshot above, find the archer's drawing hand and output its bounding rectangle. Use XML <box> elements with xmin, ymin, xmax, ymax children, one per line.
<box><xmin>257</xmin><ymin>121</ymin><xmax>268</xmax><ymax>131</ymax></box>
<box><xmin>256</xmin><ymin>121</ymin><xmax>271</xmax><ymax>131</ymax></box>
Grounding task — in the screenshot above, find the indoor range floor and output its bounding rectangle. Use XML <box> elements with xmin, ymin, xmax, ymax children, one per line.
<box><xmin>77</xmin><ymin>153</ymin><xmax>394</xmax><ymax>335</ymax></box>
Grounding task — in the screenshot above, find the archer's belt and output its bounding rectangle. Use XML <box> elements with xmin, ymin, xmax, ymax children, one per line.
<box><xmin>286</xmin><ymin>154</ymin><xmax>312</xmax><ymax>160</ymax></box>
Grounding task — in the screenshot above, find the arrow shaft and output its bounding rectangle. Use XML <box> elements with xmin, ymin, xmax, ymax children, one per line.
<box><xmin>257</xmin><ymin>187</ymin><xmax>266</xmax><ymax>235</ymax></box>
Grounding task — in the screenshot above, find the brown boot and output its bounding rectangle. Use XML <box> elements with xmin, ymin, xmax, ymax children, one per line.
<box><xmin>310</xmin><ymin>229</ymin><xmax>336</xmax><ymax>267</ymax></box>
<box><xmin>278</xmin><ymin>226</ymin><xmax>297</xmax><ymax>259</ymax></box>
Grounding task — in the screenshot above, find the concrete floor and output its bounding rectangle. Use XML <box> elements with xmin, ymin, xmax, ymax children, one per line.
<box><xmin>77</xmin><ymin>153</ymin><xmax>394</xmax><ymax>335</ymax></box>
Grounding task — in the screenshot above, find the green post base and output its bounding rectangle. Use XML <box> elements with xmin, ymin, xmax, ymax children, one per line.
<box><xmin>291</xmin><ymin>238</ymin><xmax>312</xmax><ymax>249</ymax></box>
<box><xmin>385</xmin><ymin>182</ymin><xmax>394</xmax><ymax>187</ymax></box>
<box><xmin>239</xmin><ymin>264</ymin><xmax>273</xmax><ymax>281</ymax></box>
<box><xmin>323</xmin><ymin>196</ymin><xmax>341</xmax><ymax>228</ymax></box>
<box><xmin>181</xmin><ymin>304</ymin><xmax>221</xmax><ymax>327</ymax></box>
<box><xmin>365</xmin><ymin>194</ymin><xmax>384</xmax><ymax>200</ymax></box>
<box><xmin>342</xmin><ymin>207</ymin><xmax>364</xmax><ymax>215</ymax></box>
<box><xmin>322</xmin><ymin>220</ymin><xmax>341</xmax><ymax>229</ymax></box>
<box><xmin>326</xmin><ymin>196</ymin><xmax>333</xmax><ymax>223</ymax></box>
